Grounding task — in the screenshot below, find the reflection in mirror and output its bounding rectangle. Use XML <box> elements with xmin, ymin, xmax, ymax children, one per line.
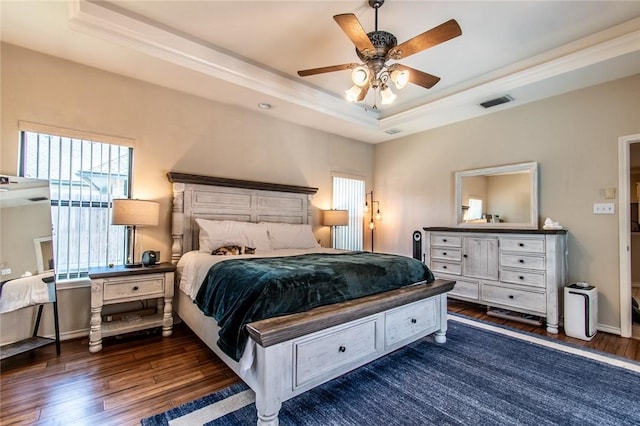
<box><xmin>455</xmin><ymin>162</ymin><xmax>538</xmax><ymax>229</ymax></box>
<box><xmin>0</xmin><ymin>176</ymin><xmax>54</xmax><ymax>280</ymax></box>
<box><xmin>0</xmin><ymin>175</ymin><xmax>60</xmax><ymax>357</ymax></box>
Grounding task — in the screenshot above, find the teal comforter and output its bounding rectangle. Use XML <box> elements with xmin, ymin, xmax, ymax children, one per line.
<box><xmin>195</xmin><ymin>252</ymin><xmax>434</xmax><ymax>361</ymax></box>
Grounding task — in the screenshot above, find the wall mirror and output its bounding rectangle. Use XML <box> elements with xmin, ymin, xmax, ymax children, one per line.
<box><xmin>455</xmin><ymin>162</ymin><xmax>539</xmax><ymax>229</ymax></box>
<box><xmin>0</xmin><ymin>175</ymin><xmax>55</xmax><ymax>282</ymax></box>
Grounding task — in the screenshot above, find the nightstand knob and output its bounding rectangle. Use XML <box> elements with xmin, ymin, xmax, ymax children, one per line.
<box><xmin>133</xmin><ymin>286</ymin><xmax>139</xmax><ymax>291</ymax></box>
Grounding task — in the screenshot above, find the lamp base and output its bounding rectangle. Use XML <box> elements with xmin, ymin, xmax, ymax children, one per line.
<box><xmin>124</xmin><ymin>262</ymin><xmax>143</xmax><ymax>268</ymax></box>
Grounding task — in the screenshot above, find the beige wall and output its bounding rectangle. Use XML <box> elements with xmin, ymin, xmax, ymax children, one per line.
<box><xmin>0</xmin><ymin>43</ymin><xmax>373</xmax><ymax>343</ymax></box>
<box><xmin>374</xmin><ymin>73</ymin><xmax>640</xmax><ymax>331</ymax></box>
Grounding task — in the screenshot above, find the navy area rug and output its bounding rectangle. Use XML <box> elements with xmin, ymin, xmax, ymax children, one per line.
<box><xmin>142</xmin><ymin>319</ymin><xmax>640</xmax><ymax>425</ymax></box>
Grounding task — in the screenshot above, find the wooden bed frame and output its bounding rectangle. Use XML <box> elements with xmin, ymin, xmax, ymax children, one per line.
<box><xmin>168</xmin><ymin>172</ymin><xmax>454</xmax><ymax>425</ymax></box>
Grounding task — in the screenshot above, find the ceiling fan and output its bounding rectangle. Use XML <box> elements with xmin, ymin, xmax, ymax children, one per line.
<box><xmin>297</xmin><ymin>0</ymin><xmax>462</xmax><ymax>106</ymax></box>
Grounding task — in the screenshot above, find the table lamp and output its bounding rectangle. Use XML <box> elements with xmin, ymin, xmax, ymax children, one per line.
<box><xmin>111</xmin><ymin>199</ymin><xmax>159</xmax><ymax>268</ymax></box>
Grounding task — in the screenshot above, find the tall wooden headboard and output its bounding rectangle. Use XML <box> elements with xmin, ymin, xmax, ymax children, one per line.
<box><xmin>168</xmin><ymin>172</ymin><xmax>318</xmax><ymax>263</ymax></box>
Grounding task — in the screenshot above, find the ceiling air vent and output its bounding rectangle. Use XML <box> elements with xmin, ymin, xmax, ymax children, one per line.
<box><xmin>480</xmin><ymin>95</ymin><xmax>514</xmax><ymax>109</ymax></box>
<box><xmin>384</xmin><ymin>128</ymin><xmax>402</xmax><ymax>135</ymax></box>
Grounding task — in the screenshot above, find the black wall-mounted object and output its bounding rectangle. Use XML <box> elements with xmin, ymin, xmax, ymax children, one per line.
<box><xmin>412</xmin><ymin>230</ymin><xmax>422</xmax><ymax>260</ymax></box>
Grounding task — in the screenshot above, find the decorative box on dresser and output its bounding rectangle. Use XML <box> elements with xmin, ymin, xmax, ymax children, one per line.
<box><xmin>423</xmin><ymin>227</ymin><xmax>568</xmax><ymax>333</ymax></box>
<box><xmin>88</xmin><ymin>263</ymin><xmax>176</xmax><ymax>353</ymax></box>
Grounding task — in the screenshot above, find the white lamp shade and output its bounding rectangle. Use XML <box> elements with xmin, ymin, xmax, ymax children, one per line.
<box><xmin>323</xmin><ymin>210</ymin><xmax>349</xmax><ymax>226</ymax></box>
<box><xmin>391</xmin><ymin>69</ymin><xmax>409</xmax><ymax>89</ymax></box>
<box><xmin>351</xmin><ymin>66</ymin><xmax>370</xmax><ymax>87</ymax></box>
<box><xmin>380</xmin><ymin>85</ymin><xmax>397</xmax><ymax>105</ymax></box>
<box><xmin>111</xmin><ymin>199</ymin><xmax>160</xmax><ymax>226</ymax></box>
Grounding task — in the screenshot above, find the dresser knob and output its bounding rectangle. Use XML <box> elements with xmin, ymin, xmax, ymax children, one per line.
<box><xmin>338</xmin><ymin>346</ymin><xmax>346</xmax><ymax>353</ymax></box>
<box><xmin>519</xmin><ymin>259</ymin><xmax>524</xmax><ymax>263</ymax></box>
<box><xmin>519</xmin><ymin>243</ymin><xmax>524</xmax><ymax>247</ymax></box>
<box><xmin>133</xmin><ymin>286</ymin><xmax>139</xmax><ymax>291</ymax></box>
<box><xmin>509</xmin><ymin>295</ymin><xmax>514</xmax><ymax>299</ymax></box>
<box><xmin>519</xmin><ymin>276</ymin><xmax>524</xmax><ymax>280</ymax></box>
<box><xmin>443</xmin><ymin>252</ymin><xmax>447</xmax><ymax>256</ymax></box>
<box><xmin>463</xmin><ymin>254</ymin><xmax>467</xmax><ymax>258</ymax></box>
<box><xmin>411</xmin><ymin>318</ymin><xmax>417</xmax><ymax>324</ymax></box>
<box><xmin>443</xmin><ymin>265</ymin><xmax>447</xmax><ymax>269</ymax></box>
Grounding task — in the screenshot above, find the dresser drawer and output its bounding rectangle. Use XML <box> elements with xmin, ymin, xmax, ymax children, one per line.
<box><xmin>431</xmin><ymin>260</ymin><xmax>461</xmax><ymax>275</ymax></box>
<box><xmin>431</xmin><ymin>234</ymin><xmax>462</xmax><ymax>247</ymax></box>
<box><xmin>448</xmin><ymin>278</ymin><xmax>479</xmax><ymax>300</ymax></box>
<box><xmin>500</xmin><ymin>237</ymin><xmax>545</xmax><ymax>253</ymax></box>
<box><xmin>500</xmin><ymin>269</ymin><xmax>545</xmax><ymax>288</ymax></box>
<box><xmin>385</xmin><ymin>298</ymin><xmax>438</xmax><ymax>348</ymax></box>
<box><xmin>431</xmin><ymin>248</ymin><xmax>462</xmax><ymax>261</ymax></box>
<box><xmin>500</xmin><ymin>253</ymin><xmax>545</xmax><ymax>271</ymax></box>
<box><xmin>103</xmin><ymin>275</ymin><xmax>165</xmax><ymax>302</ymax></box>
<box><xmin>294</xmin><ymin>319</ymin><xmax>378</xmax><ymax>388</ymax></box>
<box><xmin>482</xmin><ymin>284</ymin><xmax>545</xmax><ymax>313</ymax></box>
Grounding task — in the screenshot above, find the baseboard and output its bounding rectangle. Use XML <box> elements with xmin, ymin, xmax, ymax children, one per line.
<box><xmin>597</xmin><ymin>323</ymin><xmax>621</xmax><ymax>336</ymax></box>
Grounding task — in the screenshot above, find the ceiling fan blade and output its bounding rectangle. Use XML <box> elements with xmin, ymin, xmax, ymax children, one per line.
<box><xmin>356</xmin><ymin>85</ymin><xmax>369</xmax><ymax>102</ymax></box>
<box><xmin>297</xmin><ymin>63</ymin><xmax>356</xmax><ymax>77</ymax></box>
<box><xmin>394</xmin><ymin>64</ymin><xmax>440</xmax><ymax>89</ymax></box>
<box><xmin>334</xmin><ymin>14</ymin><xmax>375</xmax><ymax>55</ymax></box>
<box><xmin>390</xmin><ymin>19</ymin><xmax>462</xmax><ymax>60</ymax></box>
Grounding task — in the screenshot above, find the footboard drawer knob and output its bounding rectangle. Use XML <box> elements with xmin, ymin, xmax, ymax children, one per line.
<box><xmin>338</xmin><ymin>346</ymin><xmax>346</xmax><ymax>353</ymax></box>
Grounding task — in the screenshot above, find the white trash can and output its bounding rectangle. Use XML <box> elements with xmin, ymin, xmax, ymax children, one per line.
<box><xmin>564</xmin><ymin>282</ymin><xmax>598</xmax><ymax>341</ymax></box>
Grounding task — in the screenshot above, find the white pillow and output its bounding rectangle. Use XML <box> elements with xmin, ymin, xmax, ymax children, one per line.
<box><xmin>196</xmin><ymin>219</ymin><xmax>247</xmax><ymax>253</ymax></box>
<box><xmin>195</xmin><ymin>219</ymin><xmax>272</xmax><ymax>252</ymax></box>
<box><xmin>240</xmin><ymin>222</ymin><xmax>272</xmax><ymax>251</ymax></box>
<box><xmin>265</xmin><ymin>222</ymin><xmax>320</xmax><ymax>249</ymax></box>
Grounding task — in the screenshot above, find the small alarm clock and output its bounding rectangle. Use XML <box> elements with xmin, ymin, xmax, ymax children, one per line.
<box><xmin>142</xmin><ymin>250</ymin><xmax>158</xmax><ymax>266</ymax></box>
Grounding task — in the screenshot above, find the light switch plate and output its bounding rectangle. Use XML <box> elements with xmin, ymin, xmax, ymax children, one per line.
<box><xmin>593</xmin><ymin>203</ymin><xmax>615</xmax><ymax>214</ymax></box>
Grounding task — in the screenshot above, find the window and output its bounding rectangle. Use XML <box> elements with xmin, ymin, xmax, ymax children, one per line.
<box><xmin>19</xmin><ymin>126</ymin><xmax>133</xmax><ymax>281</ymax></box>
<box><xmin>465</xmin><ymin>197</ymin><xmax>484</xmax><ymax>221</ymax></box>
<box><xmin>331</xmin><ymin>175</ymin><xmax>365</xmax><ymax>250</ymax></box>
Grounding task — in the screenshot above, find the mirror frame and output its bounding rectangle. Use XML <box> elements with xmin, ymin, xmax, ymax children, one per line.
<box><xmin>455</xmin><ymin>161</ymin><xmax>539</xmax><ymax>229</ymax></box>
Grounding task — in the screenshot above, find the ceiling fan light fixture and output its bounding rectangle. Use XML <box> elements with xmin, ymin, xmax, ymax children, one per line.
<box><xmin>391</xmin><ymin>69</ymin><xmax>409</xmax><ymax>90</ymax></box>
<box><xmin>380</xmin><ymin>84</ymin><xmax>396</xmax><ymax>105</ymax></box>
<box><xmin>351</xmin><ymin>66</ymin><xmax>370</xmax><ymax>87</ymax></box>
<box><xmin>345</xmin><ymin>84</ymin><xmax>362</xmax><ymax>102</ymax></box>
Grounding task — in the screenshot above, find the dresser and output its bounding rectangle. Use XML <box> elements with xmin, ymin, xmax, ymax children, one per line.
<box><xmin>88</xmin><ymin>263</ymin><xmax>175</xmax><ymax>352</ymax></box>
<box><xmin>423</xmin><ymin>227</ymin><xmax>568</xmax><ymax>333</ymax></box>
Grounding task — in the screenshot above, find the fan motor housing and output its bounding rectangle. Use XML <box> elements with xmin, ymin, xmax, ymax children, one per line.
<box><xmin>356</xmin><ymin>31</ymin><xmax>397</xmax><ymax>61</ymax></box>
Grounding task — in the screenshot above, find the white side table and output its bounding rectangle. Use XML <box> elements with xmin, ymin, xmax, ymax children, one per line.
<box><xmin>88</xmin><ymin>263</ymin><xmax>175</xmax><ymax>353</ymax></box>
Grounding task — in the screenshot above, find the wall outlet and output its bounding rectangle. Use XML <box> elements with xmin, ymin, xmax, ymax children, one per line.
<box><xmin>593</xmin><ymin>203</ymin><xmax>615</xmax><ymax>214</ymax></box>
<box><xmin>1</xmin><ymin>268</ymin><xmax>11</xmax><ymax>276</ymax></box>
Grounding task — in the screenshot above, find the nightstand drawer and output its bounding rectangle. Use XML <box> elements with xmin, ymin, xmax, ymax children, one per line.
<box><xmin>103</xmin><ymin>275</ymin><xmax>165</xmax><ymax>302</ymax></box>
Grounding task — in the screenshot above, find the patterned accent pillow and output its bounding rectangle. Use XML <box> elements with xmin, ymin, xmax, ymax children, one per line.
<box><xmin>212</xmin><ymin>245</ymin><xmax>256</xmax><ymax>256</ymax></box>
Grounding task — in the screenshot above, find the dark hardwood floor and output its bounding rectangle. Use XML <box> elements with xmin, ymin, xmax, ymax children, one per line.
<box><xmin>1</xmin><ymin>302</ymin><xmax>639</xmax><ymax>425</ymax></box>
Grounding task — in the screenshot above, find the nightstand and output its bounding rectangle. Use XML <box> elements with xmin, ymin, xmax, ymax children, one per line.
<box><xmin>88</xmin><ymin>262</ymin><xmax>176</xmax><ymax>353</ymax></box>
